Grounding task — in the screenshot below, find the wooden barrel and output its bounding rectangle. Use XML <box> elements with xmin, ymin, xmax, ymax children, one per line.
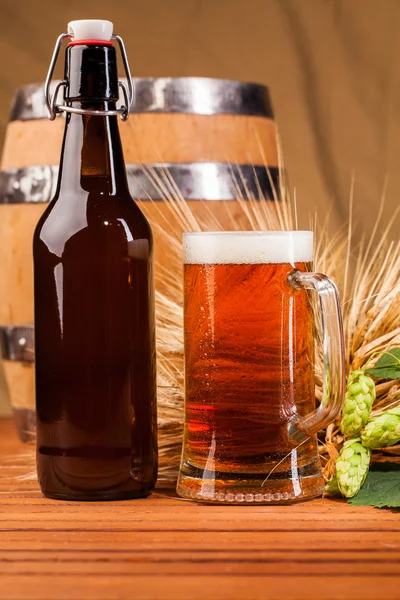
<box><xmin>0</xmin><ymin>77</ymin><xmax>281</xmax><ymax>440</ymax></box>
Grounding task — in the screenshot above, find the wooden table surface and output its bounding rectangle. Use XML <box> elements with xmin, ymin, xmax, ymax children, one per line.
<box><xmin>0</xmin><ymin>418</ymin><xmax>399</xmax><ymax>600</ymax></box>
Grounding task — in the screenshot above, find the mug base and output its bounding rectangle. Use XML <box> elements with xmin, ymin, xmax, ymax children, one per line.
<box><xmin>176</xmin><ymin>471</ymin><xmax>325</xmax><ymax>505</ymax></box>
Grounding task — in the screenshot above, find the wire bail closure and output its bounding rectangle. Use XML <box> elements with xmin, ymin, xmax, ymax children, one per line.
<box><xmin>44</xmin><ymin>33</ymin><xmax>134</xmax><ymax>121</ymax></box>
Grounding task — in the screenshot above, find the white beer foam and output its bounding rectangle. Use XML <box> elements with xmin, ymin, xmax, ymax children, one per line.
<box><xmin>183</xmin><ymin>231</ymin><xmax>314</xmax><ymax>265</ymax></box>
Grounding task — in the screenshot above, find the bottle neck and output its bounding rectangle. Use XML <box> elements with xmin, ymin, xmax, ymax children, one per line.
<box><xmin>57</xmin><ymin>100</ymin><xmax>129</xmax><ymax>195</ymax></box>
<box><xmin>56</xmin><ymin>42</ymin><xmax>128</xmax><ymax>196</ymax></box>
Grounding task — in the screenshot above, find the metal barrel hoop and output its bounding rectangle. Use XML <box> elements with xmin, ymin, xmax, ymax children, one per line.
<box><xmin>0</xmin><ymin>163</ymin><xmax>280</xmax><ymax>203</ymax></box>
<box><xmin>11</xmin><ymin>79</ymin><xmax>273</xmax><ymax>121</ymax></box>
<box><xmin>0</xmin><ymin>326</ymin><xmax>35</xmax><ymax>363</ymax></box>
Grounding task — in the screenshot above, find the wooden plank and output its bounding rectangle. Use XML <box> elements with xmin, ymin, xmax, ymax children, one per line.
<box><xmin>0</xmin><ymin>418</ymin><xmax>399</xmax><ymax>600</ymax></box>
<box><xmin>2</xmin><ymin>560</ymin><xmax>400</xmax><ymax>576</ymax></box>
<box><xmin>2</xmin><ymin>513</ymin><xmax>400</xmax><ymax>529</ymax></box>
<box><xmin>2</xmin><ymin>550</ymin><xmax>400</xmax><ymax>561</ymax></box>
<box><xmin>2</xmin><ymin>575</ymin><xmax>400</xmax><ymax>600</ymax></box>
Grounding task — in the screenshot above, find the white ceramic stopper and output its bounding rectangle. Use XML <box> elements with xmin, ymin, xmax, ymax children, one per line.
<box><xmin>68</xmin><ymin>20</ymin><xmax>113</xmax><ymax>41</ymax></box>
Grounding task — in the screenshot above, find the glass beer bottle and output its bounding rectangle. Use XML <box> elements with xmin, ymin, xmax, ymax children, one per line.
<box><xmin>34</xmin><ymin>20</ymin><xmax>157</xmax><ymax>500</ymax></box>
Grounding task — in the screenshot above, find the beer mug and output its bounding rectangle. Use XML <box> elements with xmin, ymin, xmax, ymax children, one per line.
<box><xmin>177</xmin><ymin>231</ymin><xmax>345</xmax><ymax>504</ymax></box>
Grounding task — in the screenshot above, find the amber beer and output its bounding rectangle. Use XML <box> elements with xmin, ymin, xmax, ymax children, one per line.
<box><xmin>177</xmin><ymin>231</ymin><xmax>325</xmax><ymax>503</ymax></box>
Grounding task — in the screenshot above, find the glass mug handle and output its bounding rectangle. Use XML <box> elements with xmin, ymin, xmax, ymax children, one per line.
<box><xmin>288</xmin><ymin>271</ymin><xmax>346</xmax><ymax>443</ymax></box>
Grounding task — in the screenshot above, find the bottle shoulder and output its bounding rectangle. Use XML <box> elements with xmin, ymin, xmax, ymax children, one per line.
<box><xmin>34</xmin><ymin>191</ymin><xmax>153</xmax><ymax>258</ymax></box>
<box><xmin>37</xmin><ymin>189</ymin><xmax>151</xmax><ymax>227</ymax></box>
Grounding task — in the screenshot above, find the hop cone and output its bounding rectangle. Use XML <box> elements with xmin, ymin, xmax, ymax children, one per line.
<box><xmin>335</xmin><ymin>439</ymin><xmax>371</xmax><ymax>498</ymax></box>
<box><xmin>341</xmin><ymin>370</ymin><xmax>376</xmax><ymax>438</ymax></box>
<box><xmin>361</xmin><ymin>407</ymin><xmax>400</xmax><ymax>448</ymax></box>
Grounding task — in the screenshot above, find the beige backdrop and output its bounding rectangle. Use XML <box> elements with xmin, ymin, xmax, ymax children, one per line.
<box><xmin>0</xmin><ymin>0</ymin><xmax>399</xmax><ymax>414</ymax></box>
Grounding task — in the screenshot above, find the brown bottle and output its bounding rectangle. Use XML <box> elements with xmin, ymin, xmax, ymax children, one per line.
<box><xmin>34</xmin><ymin>22</ymin><xmax>157</xmax><ymax>500</ymax></box>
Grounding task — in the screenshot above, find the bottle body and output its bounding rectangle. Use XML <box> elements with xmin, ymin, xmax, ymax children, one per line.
<box><xmin>34</xmin><ymin>105</ymin><xmax>157</xmax><ymax>500</ymax></box>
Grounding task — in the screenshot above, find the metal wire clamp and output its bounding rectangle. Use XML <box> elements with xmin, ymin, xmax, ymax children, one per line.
<box><xmin>44</xmin><ymin>33</ymin><xmax>134</xmax><ymax>121</ymax></box>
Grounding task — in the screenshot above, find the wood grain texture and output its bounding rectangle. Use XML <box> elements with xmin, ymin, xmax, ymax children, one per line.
<box><xmin>0</xmin><ymin>419</ymin><xmax>399</xmax><ymax>600</ymax></box>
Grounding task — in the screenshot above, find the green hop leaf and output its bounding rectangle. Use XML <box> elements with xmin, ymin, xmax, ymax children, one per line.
<box><xmin>335</xmin><ymin>439</ymin><xmax>371</xmax><ymax>498</ymax></box>
<box><xmin>365</xmin><ymin>348</ymin><xmax>400</xmax><ymax>380</ymax></box>
<box><xmin>349</xmin><ymin>463</ymin><xmax>400</xmax><ymax>508</ymax></box>
<box><xmin>361</xmin><ymin>407</ymin><xmax>400</xmax><ymax>448</ymax></box>
<box><xmin>341</xmin><ymin>370</ymin><xmax>376</xmax><ymax>438</ymax></box>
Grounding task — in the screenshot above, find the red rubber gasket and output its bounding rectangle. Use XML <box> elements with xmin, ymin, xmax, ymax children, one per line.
<box><xmin>68</xmin><ymin>39</ymin><xmax>114</xmax><ymax>47</ymax></box>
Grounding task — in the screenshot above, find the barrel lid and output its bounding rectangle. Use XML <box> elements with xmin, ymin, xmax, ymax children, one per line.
<box><xmin>9</xmin><ymin>77</ymin><xmax>274</xmax><ymax>121</ymax></box>
<box><xmin>0</xmin><ymin>163</ymin><xmax>280</xmax><ymax>203</ymax></box>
